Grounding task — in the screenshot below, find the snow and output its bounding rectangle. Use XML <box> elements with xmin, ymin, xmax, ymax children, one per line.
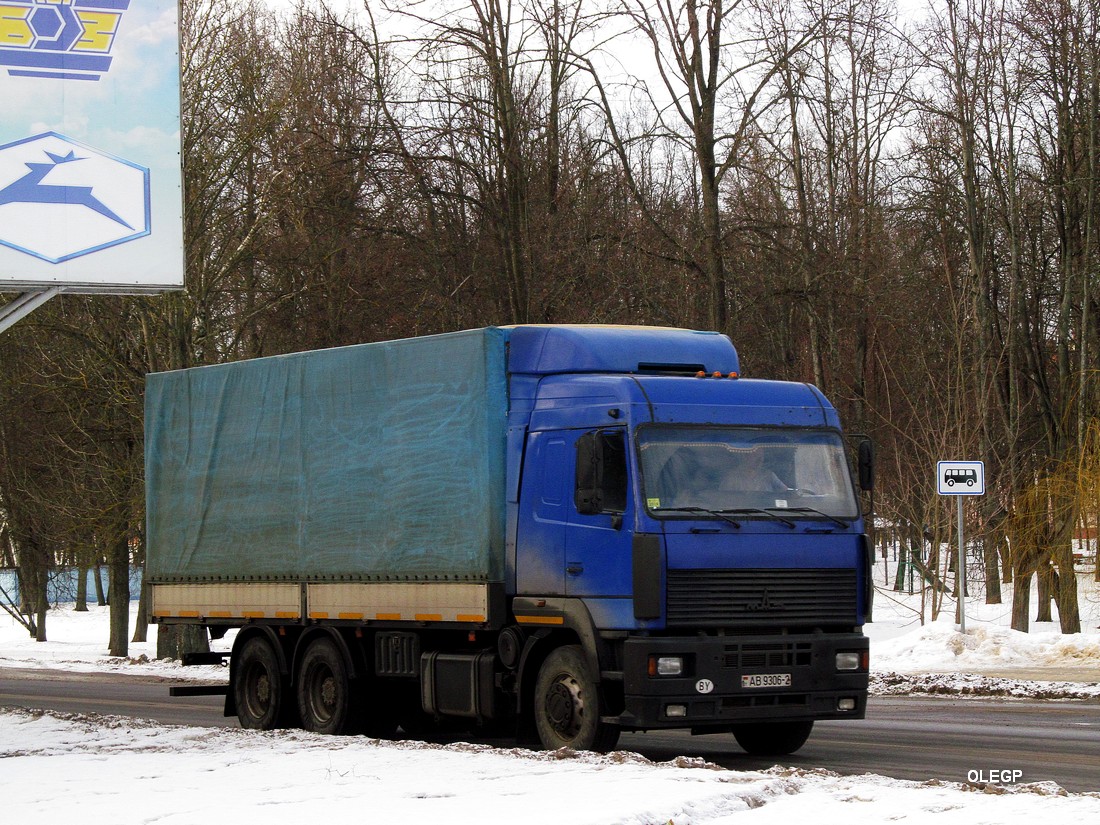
<box><xmin>865</xmin><ymin>564</ymin><xmax>1100</xmax><ymax>699</ymax></box>
<box><xmin>2</xmin><ymin>707</ymin><xmax>1096</xmax><ymax>824</ymax></box>
<box><xmin>2</xmin><ymin>565</ymin><xmax>1099</xmax><ymax>822</ymax></box>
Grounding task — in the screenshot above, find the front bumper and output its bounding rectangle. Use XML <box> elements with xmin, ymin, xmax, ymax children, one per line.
<box><xmin>614</xmin><ymin>631</ymin><xmax>869</xmax><ymax>730</ymax></box>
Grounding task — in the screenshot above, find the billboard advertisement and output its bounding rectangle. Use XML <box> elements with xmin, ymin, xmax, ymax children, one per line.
<box><xmin>0</xmin><ymin>0</ymin><xmax>184</xmax><ymax>293</ymax></box>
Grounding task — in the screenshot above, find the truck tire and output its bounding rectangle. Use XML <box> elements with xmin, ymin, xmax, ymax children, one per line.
<box><xmin>732</xmin><ymin>720</ymin><xmax>814</xmax><ymax>756</ymax></box>
<box><xmin>534</xmin><ymin>645</ymin><xmax>620</xmax><ymax>752</ymax></box>
<box><xmin>235</xmin><ymin>636</ymin><xmax>288</xmax><ymax>730</ymax></box>
<box><xmin>297</xmin><ymin>637</ymin><xmax>354</xmax><ymax>735</ymax></box>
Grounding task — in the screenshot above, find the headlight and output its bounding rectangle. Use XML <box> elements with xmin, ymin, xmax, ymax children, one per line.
<box><xmin>648</xmin><ymin>655</ymin><xmax>684</xmax><ymax>676</ymax></box>
<box><xmin>835</xmin><ymin>652</ymin><xmax>862</xmax><ymax>671</ymax></box>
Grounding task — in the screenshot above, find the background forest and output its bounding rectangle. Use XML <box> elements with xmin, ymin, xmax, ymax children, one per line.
<box><xmin>2</xmin><ymin>0</ymin><xmax>1099</xmax><ymax>653</ymax></box>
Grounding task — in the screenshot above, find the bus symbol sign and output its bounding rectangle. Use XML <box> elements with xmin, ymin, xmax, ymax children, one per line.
<box><xmin>937</xmin><ymin>461</ymin><xmax>985</xmax><ymax>496</ymax></box>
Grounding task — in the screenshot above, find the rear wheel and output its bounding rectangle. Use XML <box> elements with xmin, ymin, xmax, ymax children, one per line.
<box><xmin>534</xmin><ymin>645</ymin><xmax>620</xmax><ymax>752</ymax></box>
<box><xmin>732</xmin><ymin>720</ymin><xmax>814</xmax><ymax>755</ymax></box>
<box><xmin>235</xmin><ymin>636</ymin><xmax>287</xmax><ymax>730</ymax></box>
<box><xmin>297</xmin><ymin>637</ymin><xmax>354</xmax><ymax>735</ymax></box>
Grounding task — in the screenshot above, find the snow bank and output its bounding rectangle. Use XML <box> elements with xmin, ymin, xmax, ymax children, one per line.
<box><xmin>2</xmin><ymin>708</ymin><xmax>1097</xmax><ymax>825</ymax></box>
<box><xmin>0</xmin><ymin>602</ymin><xmax>229</xmax><ymax>682</ymax></box>
<box><xmin>873</xmin><ymin>621</ymin><xmax>1100</xmax><ymax>672</ymax></box>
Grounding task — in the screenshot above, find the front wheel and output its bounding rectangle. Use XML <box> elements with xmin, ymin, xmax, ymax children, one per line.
<box><xmin>733</xmin><ymin>720</ymin><xmax>814</xmax><ymax>755</ymax></box>
<box><xmin>533</xmin><ymin>645</ymin><xmax>620</xmax><ymax>752</ymax></box>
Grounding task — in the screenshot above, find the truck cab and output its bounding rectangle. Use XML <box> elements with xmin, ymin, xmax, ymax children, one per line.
<box><xmin>505</xmin><ymin>326</ymin><xmax>872</xmax><ymax>753</ymax></box>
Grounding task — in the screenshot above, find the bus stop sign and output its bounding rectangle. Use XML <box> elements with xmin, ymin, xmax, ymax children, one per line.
<box><xmin>937</xmin><ymin>461</ymin><xmax>985</xmax><ymax>496</ymax></box>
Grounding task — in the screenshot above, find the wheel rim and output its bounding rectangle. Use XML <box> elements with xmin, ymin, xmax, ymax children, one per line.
<box><xmin>544</xmin><ymin>673</ymin><xmax>584</xmax><ymax>740</ymax></box>
<box><xmin>242</xmin><ymin>661</ymin><xmax>272</xmax><ymax>719</ymax></box>
<box><xmin>306</xmin><ymin>662</ymin><xmax>337</xmax><ymax>724</ymax></box>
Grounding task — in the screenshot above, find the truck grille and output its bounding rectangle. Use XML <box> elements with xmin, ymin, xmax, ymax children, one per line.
<box><xmin>724</xmin><ymin>641</ymin><xmax>813</xmax><ymax>668</ymax></box>
<box><xmin>666</xmin><ymin>568</ymin><xmax>856</xmax><ymax>629</ymax></box>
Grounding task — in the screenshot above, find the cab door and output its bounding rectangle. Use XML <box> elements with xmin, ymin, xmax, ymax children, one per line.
<box><xmin>515</xmin><ymin>431</ymin><xmax>568</xmax><ymax>595</ymax></box>
<box><xmin>565</xmin><ymin>429</ymin><xmax>634</xmax><ymax>597</ymax></box>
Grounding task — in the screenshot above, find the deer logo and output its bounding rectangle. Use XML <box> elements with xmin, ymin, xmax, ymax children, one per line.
<box><xmin>0</xmin><ymin>149</ymin><xmax>132</xmax><ymax>229</ymax></box>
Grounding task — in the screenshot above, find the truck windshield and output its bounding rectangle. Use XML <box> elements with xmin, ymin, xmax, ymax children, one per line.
<box><xmin>637</xmin><ymin>426</ymin><xmax>859</xmax><ymax>521</ymax></box>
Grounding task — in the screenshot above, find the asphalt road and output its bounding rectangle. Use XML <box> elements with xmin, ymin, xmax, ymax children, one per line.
<box><xmin>620</xmin><ymin>699</ymin><xmax>1100</xmax><ymax>792</ymax></box>
<box><xmin>2</xmin><ymin>667</ymin><xmax>1098</xmax><ymax>793</ymax></box>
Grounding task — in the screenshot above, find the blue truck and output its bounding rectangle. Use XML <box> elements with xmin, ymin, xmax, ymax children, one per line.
<box><xmin>147</xmin><ymin>325</ymin><xmax>873</xmax><ymax>753</ymax></box>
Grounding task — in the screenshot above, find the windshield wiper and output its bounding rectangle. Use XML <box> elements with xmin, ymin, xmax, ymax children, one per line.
<box><xmin>654</xmin><ymin>506</ymin><xmax>741</xmax><ymax>528</ymax></box>
<box><xmin>772</xmin><ymin>507</ymin><xmax>850</xmax><ymax>528</ymax></box>
<box><xmin>718</xmin><ymin>508</ymin><xmax>796</xmax><ymax>529</ymax></box>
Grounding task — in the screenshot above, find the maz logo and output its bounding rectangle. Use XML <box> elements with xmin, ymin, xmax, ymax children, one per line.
<box><xmin>739</xmin><ymin>590</ymin><xmax>786</xmax><ymax>612</ymax></box>
<box><xmin>0</xmin><ymin>0</ymin><xmax>130</xmax><ymax>81</ymax></box>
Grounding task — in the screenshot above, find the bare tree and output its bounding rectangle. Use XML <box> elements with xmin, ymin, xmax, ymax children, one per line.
<box><xmin>577</xmin><ymin>0</ymin><xmax>817</xmax><ymax>331</ymax></box>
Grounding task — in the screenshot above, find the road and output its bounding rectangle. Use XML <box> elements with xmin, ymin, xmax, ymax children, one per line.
<box><xmin>2</xmin><ymin>666</ymin><xmax>1097</xmax><ymax>793</ymax></box>
<box><xmin>621</xmin><ymin>699</ymin><xmax>1100</xmax><ymax>792</ymax></box>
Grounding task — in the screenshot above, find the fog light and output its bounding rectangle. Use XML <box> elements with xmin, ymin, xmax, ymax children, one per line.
<box><xmin>665</xmin><ymin>704</ymin><xmax>688</xmax><ymax>718</ymax></box>
<box><xmin>838</xmin><ymin>697</ymin><xmax>857</xmax><ymax>711</ymax></box>
<box><xmin>835</xmin><ymin>652</ymin><xmax>861</xmax><ymax>671</ymax></box>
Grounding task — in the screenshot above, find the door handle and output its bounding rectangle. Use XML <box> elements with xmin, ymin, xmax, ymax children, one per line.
<box><xmin>566</xmin><ymin>564</ymin><xmax>583</xmax><ymax>575</ymax></box>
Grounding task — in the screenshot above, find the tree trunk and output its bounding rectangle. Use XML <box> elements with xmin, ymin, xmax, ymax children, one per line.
<box><xmin>93</xmin><ymin>564</ymin><xmax>106</xmax><ymax>606</ymax></box>
<box><xmin>983</xmin><ymin>536</ymin><xmax>1002</xmax><ymax>604</ymax></box>
<box><xmin>1010</xmin><ymin>570</ymin><xmax>1031</xmax><ymax>632</ymax></box>
<box><xmin>1035</xmin><ymin>560</ymin><xmax>1054</xmax><ymax>622</ymax></box>
<box><xmin>131</xmin><ymin>572</ymin><xmax>149</xmax><ymax>644</ymax></box>
<box><xmin>879</xmin><ymin>532</ymin><xmax>889</xmax><ymax>587</ymax></box>
<box><xmin>107</xmin><ymin>536</ymin><xmax>129</xmax><ymax>657</ymax></box>
<box><xmin>981</xmin><ymin>499</ymin><xmax>1003</xmax><ymax>603</ymax></box>
<box><xmin>928</xmin><ymin>539</ymin><xmax>942</xmax><ymax>620</ymax></box>
<box><xmin>893</xmin><ymin>547</ymin><xmax>908</xmax><ymax>591</ymax></box>
<box><xmin>1052</xmin><ymin>548</ymin><xmax>1081</xmax><ymax>634</ymax></box>
<box><xmin>75</xmin><ymin>564</ymin><xmax>88</xmax><ymax>612</ymax></box>
<box><xmin>33</xmin><ymin>566</ymin><xmax>46</xmax><ymax>643</ymax></box>
<box><xmin>18</xmin><ymin>544</ymin><xmax>49</xmax><ymax>642</ymax></box>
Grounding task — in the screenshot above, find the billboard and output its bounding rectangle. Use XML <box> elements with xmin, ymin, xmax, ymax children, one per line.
<box><xmin>0</xmin><ymin>0</ymin><xmax>184</xmax><ymax>293</ymax></box>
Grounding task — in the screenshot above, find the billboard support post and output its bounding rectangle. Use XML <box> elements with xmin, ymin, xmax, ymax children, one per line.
<box><xmin>0</xmin><ymin>287</ymin><xmax>60</xmax><ymax>334</ymax></box>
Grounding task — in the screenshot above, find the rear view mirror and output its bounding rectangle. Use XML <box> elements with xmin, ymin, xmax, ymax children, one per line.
<box><xmin>857</xmin><ymin>439</ymin><xmax>874</xmax><ymax>491</ymax></box>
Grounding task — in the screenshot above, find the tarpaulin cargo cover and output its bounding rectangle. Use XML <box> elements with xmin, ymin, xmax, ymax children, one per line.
<box><xmin>145</xmin><ymin>328</ymin><xmax>509</xmax><ymax>582</ymax></box>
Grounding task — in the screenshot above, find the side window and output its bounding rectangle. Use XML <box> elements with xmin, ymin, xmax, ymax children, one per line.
<box><xmin>575</xmin><ymin>430</ymin><xmax>628</xmax><ymax>514</ymax></box>
<box><xmin>601</xmin><ymin>433</ymin><xmax>628</xmax><ymax>512</ymax></box>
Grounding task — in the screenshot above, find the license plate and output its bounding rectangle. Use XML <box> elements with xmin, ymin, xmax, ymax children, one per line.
<box><xmin>741</xmin><ymin>673</ymin><xmax>792</xmax><ymax>688</ymax></box>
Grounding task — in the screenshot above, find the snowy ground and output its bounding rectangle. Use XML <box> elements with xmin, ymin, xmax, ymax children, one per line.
<box><xmin>2</xmin><ymin>564</ymin><xmax>1099</xmax><ymax>822</ymax></box>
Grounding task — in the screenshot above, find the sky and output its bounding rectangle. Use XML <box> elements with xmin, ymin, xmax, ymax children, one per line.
<box><xmin>1</xmin><ymin>556</ymin><xmax>1098</xmax><ymax>822</ymax></box>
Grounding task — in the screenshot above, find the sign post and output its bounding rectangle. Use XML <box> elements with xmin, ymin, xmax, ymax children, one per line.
<box><xmin>937</xmin><ymin>461</ymin><xmax>985</xmax><ymax>632</ymax></box>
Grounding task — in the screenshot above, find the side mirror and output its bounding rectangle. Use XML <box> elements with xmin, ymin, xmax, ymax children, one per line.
<box><xmin>857</xmin><ymin>439</ymin><xmax>874</xmax><ymax>492</ymax></box>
